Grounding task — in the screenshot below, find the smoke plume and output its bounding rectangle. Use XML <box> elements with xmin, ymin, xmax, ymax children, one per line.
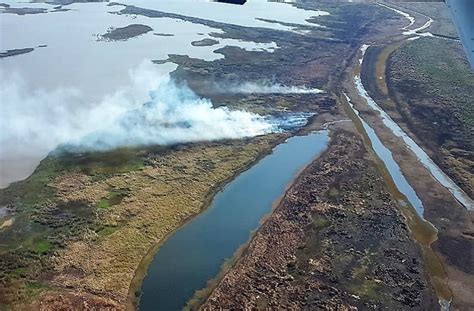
<box><xmin>218</xmin><ymin>82</ymin><xmax>324</xmax><ymax>94</ymax></box>
<box><xmin>0</xmin><ymin>63</ymin><xmax>280</xmax><ymax>156</ymax></box>
<box><xmin>68</xmin><ymin>80</ymin><xmax>278</xmax><ymax>151</ymax></box>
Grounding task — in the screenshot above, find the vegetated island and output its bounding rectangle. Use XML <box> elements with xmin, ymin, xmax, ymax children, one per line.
<box><xmin>154</xmin><ymin>33</ymin><xmax>174</xmax><ymax>37</ymax></box>
<box><xmin>191</xmin><ymin>38</ymin><xmax>219</xmax><ymax>47</ymax></box>
<box><xmin>0</xmin><ymin>48</ymin><xmax>34</xmax><ymax>58</ymax></box>
<box><xmin>101</xmin><ymin>24</ymin><xmax>153</xmax><ymax>41</ymax></box>
<box><xmin>0</xmin><ymin>7</ymin><xmax>47</xmax><ymax>15</ymax></box>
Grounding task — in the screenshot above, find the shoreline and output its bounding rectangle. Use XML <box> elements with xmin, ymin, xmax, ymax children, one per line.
<box><xmin>182</xmin><ymin>120</ymin><xmax>337</xmax><ymax>309</ymax></box>
<box><xmin>125</xmin><ymin>132</ymin><xmax>291</xmax><ymax>309</ymax></box>
<box><xmin>343</xmin><ymin>36</ymin><xmax>473</xmax><ymax>308</ymax></box>
<box><xmin>361</xmin><ymin>43</ymin><xmax>472</xmax><ymax>209</ymax></box>
<box><xmin>127</xmin><ymin>112</ymin><xmax>338</xmax><ymax>309</ymax></box>
<box><xmin>339</xmin><ymin>91</ymin><xmax>451</xmax><ymax>306</ymax></box>
<box><xmin>200</xmin><ymin>123</ymin><xmax>439</xmax><ymax>309</ymax></box>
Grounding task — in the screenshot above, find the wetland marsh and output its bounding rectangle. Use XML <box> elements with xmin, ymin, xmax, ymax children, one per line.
<box><xmin>1</xmin><ymin>0</ymin><xmax>472</xmax><ymax>310</ymax></box>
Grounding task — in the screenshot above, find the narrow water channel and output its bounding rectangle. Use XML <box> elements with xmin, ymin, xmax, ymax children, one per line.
<box><xmin>356</xmin><ymin>45</ymin><xmax>473</xmax><ymax>211</ymax></box>
<box><xmin>139</xmin><ymin>131</ymin><xmax>329</xmax><ymax>310</ymax></box>
<box><xmin>342</xmin><ymin>92</ymin><xmax>452</xmax><ymax>308</ymax></box>
<box><xmin>343</xmin><ymin>44</ymin><xmax>455</xmax><ymax>308</ymax></box>
<box><xmin>343</xmin><ymin>93</ymin><xmax>424</xmax><ymax>214</ymax></box>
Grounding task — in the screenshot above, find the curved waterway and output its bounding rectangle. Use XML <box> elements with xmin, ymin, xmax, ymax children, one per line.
<box><xmin>139</xmin><ymin>131</ymin><xmax>329</xmax><ymax>310</ymax></box>
<box><xmin>344</xmin><ymin>44</ymin><xmax>456</xmax><ymax>308</ymax></box>
<box><xmin>343</xmin><ymin>90</ymin><xmax>452</xmax><ymax>310</ymax></box>
<box><xmin>355</xmin><ymin>45</ymin><xmax>473</xmax><ymax>210</ymax></box>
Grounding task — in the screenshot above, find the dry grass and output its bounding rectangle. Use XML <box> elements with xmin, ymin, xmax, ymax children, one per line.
<box><xmin>41</xmin><ymin>135</ymin><xmax>284</xmax><ymax>304</ymax></box>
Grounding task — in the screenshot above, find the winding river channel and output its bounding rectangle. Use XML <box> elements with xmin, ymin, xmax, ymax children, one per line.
<box><xmin>372</xmin><ymin>4</ymin><xmax>473</xmax><ymax>211</ymax></box>
<box><xmin>139</xmin><ymin>131</ymin><xmax>329</xmax><ymax>310</ymax></box>
<box><xmin>342</xmin><ymin>39</ymin><xmax>470</xmax><ymax>308</ymax></box>
<box><xmin>355</xmin><ymin>44</ymin><xmax>473</xmax><ymax>211</ymax></box>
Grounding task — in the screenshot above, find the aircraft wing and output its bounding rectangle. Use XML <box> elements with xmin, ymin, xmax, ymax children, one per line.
<box><xmin>445</xmin><ymin>0</ymin><xmax>474</xmax><ymax>69</ymax></box>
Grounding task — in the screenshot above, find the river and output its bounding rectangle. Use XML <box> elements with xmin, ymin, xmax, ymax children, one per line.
<box><xmin>343</xmin><ymin>43</ymin><xmax>457</xmax><ymax>309</ymax></box>
<box><xmin>139</xmin><ymin>131</ymin><xmax>329</xmax><ymax>310</ymax></box>
<box><xmin>355</xmin><ymin>45</ymin><xmax>473</xmax><ymax>211</ymax></box>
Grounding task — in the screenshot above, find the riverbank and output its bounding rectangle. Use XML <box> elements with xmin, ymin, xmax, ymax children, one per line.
<box><xmin>139</xmin><ymin>131</ymin><xmax>329</xmax><ymax>310</ymax></box>
<box><xmin>342</xmin><ymin>33</ymin><xmax>474</xmax><ymax>311</ymax></box>
<box><xmin>202</xmin><ymin>127</ymin><xmax>438</xmax><ymax>309</ymax></box>
<box><xmin>0</xmin><ymin>135</ymin><xmax>287</xmax><ymax>309</ymax></box>
<box><xmin>386</xmin><ymin>37</ymin><xmax>473</xmax><ymax>198</ymax></box>
<box><xmin>125</xmin><ymin>132</ymin><xmax>292</xmax><ymax>310</ymax></box>
<box><xmin>199</xmin><ymin>3</ymin><xmax>474</xmax><ymax>309</ymax></box>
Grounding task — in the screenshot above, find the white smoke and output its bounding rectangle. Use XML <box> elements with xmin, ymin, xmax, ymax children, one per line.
<box><xmin>0</xmin><ymin>62</ymin><xmax>278</xmax><ymax>157</ymax></box>
<box><xmin>225</xmin><ymin>82</ymin><xmax>324</xmax><ymax>94</ymax></box>
<box><xmin>67</xmin><ymin>81</ymin><xmax>277</xmax><ymax>151</ymax></box>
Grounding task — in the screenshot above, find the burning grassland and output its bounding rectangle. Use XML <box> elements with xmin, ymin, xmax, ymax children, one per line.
<box><xmin>0</xmin><ymin>133</ymin><xmax>287</xmax><ymax>308</ymax></box>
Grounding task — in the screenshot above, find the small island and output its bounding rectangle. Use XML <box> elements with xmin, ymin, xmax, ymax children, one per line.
<box><xmin>0</xmin><ymin>48</ymin><xmax>34</xmax><ymax>58</ymax></box>
<box><xmin>101</xmin><ymin>24</ymin><xmax>153</xmax><ymax>41</ymax></box>
<box><xmin>191</xmin><ymin>38</ymin><xmax>219</xmax><ymax>47</ymax></box>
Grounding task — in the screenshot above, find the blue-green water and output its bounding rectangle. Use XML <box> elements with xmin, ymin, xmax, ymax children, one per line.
<box><xmin>139</xmin><ymin>131</ymin><xmax>329</xmax><ymax>310</ymax></box>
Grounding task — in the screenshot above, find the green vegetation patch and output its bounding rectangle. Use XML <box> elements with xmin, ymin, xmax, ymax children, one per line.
<box><xmin>34</xmin><ymin>239</ymin><xmax>52</xmax><ymax>254</ymax></box>
<box><xmin>12</xmin><ymin>268</ymin><xmax>27</xmax><ymax>278</ymax></box>
<box><xmin>0</xmin><ymin>215</ymin><xmax>49</xmax><ymax>253</ymax></box>
<box><xmin>56</xmin><ymin>147</ymin><xmax>146</xmax><ymax>177</ymax></box>
<box><xmin>97</xmin><ymin>199</ymin><xmax>111</xmax><ymax>209</ymax></box>
<box><xmin>96</xmin><ymin>189</ymin><xmax>128</xmax><ymax>209</ymax></box>
<box><xmin>0</xmin><ymin>157</ymin><xmax>62</xmax><ymax>209</ymax></box>
<box><xmin>26</xmin><ymin>281</ymin><xmax>44</xmax><ymax>291</ymax></box>
<box><xmin>96</xmin><ymin>225</ymin><xmax>119</xmax><ymax>238</ymax></box>
<box><xmin>346</xmin><ymin>253</ymin><xmax>382</xmax><ymax>301</ymax></box>
<box><xmin>312</xmin><ymin>216</ymin><xmax>330</xmax><ymax>230</ymax></box>
<box><xmin>292</xmin><ymin>215</ymin><xmax>331</xmax><ymax>273</ymax></box>
<box><xmin>353</xmin><ymin>279</ymin><xmax>378</xmax><ymax>299</ymax></box>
